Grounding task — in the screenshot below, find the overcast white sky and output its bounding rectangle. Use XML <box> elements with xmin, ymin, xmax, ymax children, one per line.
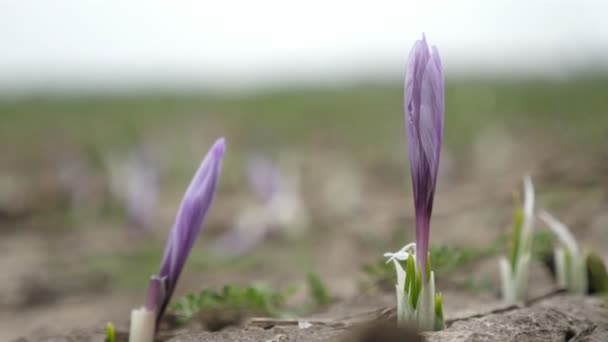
<box><xmin>0</xmin><ymin>0</ymin><xmax>607</xmax><ymax>93</ymax></box>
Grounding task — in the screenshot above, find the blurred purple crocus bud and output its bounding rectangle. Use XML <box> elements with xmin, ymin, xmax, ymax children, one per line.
<box><xmin>145</xmin><ymin>276</ymin><xmax>166</xmax><ymax>312</ymax></box>
<box><xmin>126</xmin><ymin>146</ymin><xmax>159</xmax><ymax>232</ymax></box>
<box><xmin>404</xmin><ymin>34</ymin><xmax>444</xmax><ymax>274</ymax></box>
<box><xmin>146</xmin><ymin>138</ymin><xmax>225</xmax><ymax>325</ymax></box>
<box><xmin>246</xmin><ymin>155</ymin><xmax>283</xmax><ymax>203</ymax></box>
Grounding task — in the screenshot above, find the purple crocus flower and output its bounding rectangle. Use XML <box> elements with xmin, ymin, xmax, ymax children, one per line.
<box><xmin>404</xmin><ymin>34</ymin><xmax>444</xmax><ymax>274</ymax></box>
<box><xmin>145</xmin><ymin>138</ymin><xmax>225</xmax><ymax>325</ymax></box>
<box><xmin>246</xmin><ymin>155</ymin><xmax>283</xmax><ymax>203</ymax></box>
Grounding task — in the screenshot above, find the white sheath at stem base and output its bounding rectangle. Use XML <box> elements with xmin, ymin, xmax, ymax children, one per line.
<box><xmin>554</xmin><ymin>248</ymin><xmax>567</xmax><ymax>288</ymax></box>
<box><xmin>129</xmin><ymin>307</ymin><xmax>155</xmax><ymax>342</ymax></box>
<box><xmin>499</xmin><ymin>253</ymin><xmax>530</xmax><ymax>304</ymax></box>
<box><xmin>571</xmin><ymin>253</ymin><xmax>588</xmax><ymax>295</ymax></box>
<box><xmin>555</xmin><ymin>247</ymin><xmax>588</xmax><ymax>295</ymax></box>
<box><xmin>417</xmin><ymin>271</ymin><xmax>436</xmax><ymax>331</ymax></box>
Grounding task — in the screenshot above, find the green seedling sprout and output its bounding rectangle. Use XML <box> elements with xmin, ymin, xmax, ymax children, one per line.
<box><xmin>106</xmin><ymin>322</ymin><xmax>116</xmax><ymax>342</ymax></box>
<box><xmin>538</xmin><ymin>210</ymin><xmax>587</xmax><ymax>294</ymax></box>
<box><xmin>499</xmin><ymin>176</ymin><xmax>534</xmax><ymax>304</ymax></box>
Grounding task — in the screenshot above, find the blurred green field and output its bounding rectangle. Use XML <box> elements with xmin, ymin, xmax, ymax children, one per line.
<box><xmin>1</xmin><ymin>77</ymin><xmax>606</xmax><ymax>162</ymax></box>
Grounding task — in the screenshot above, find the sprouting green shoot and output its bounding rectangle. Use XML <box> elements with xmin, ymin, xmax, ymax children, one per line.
<box><xmin>587</xmin><ymin>253</ymin><xmax>608</xmax><ymax>294</ymax></box>
<box><xmin>434</xmin><ymin>293</ymin><xmax>444</xmax><ymax>331</ymax></box>
<box><xmin>405</xmin><ymin>252</ymin><xmax>415</xmax><ymax>295</ymax></box>
<box><xmin>170</xmin><ymin>285</ymin><xmax>295</xmax><ymax>323</ymax></box>
<box><xmin>404</xmin><ymin>252</ymin><xmax>422</xmax><ymax>310</ymax></box>
<box><xmin>307</xmin><ymin>272</ymin><xmax>331</xmax><ymax>306</ymax></box>
<box><xmin>410</xmin><ymin>258</ymin><xmax>423</xmax><ymax>310</ymax></box>
<box><xmin>390</xmin><ymin>250</ymin><xmax>443</xmax><ymax>330</ymax></box>
<box><xmin>105</xmin><ymin>322</ymin><xmax>116</xmax><ymax>342</ymax></box>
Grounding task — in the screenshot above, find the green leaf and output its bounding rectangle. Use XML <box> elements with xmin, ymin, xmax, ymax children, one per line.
<box><xmin>405</xmin><ymin>252</ymin><xmax>416</xmax><ymax>297</ymax></box>
<box><xmin>434</xmin><ymin>293</ymin><xmax>445</xmax><ymax>331</ymax></box>
<box><xmin>510</xmin><ymin>193</ymin><xmax>524</xmax><ymax>271</ymax></box>
<box><xmin>410</xmin><ymin>268</ymin><xmax>422</xmax><ymax>310</ymax></box>
<box><xmin>587</xmin><ymin>252</ymin><xmax>608</xmax><ymax>294</ymax></box>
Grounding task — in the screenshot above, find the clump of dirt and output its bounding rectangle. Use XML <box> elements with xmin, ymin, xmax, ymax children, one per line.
<box><xmin>339</xmin><ymin>322</ymin><xmax>424</xmax><ymax>342</ymax></box>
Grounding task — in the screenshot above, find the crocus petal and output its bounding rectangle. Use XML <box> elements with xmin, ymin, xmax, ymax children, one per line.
<box><xmin>145</xmin><ymin>276</ymin><xmax>166</xmax><ymax>312</ymax></box>
<box><xmin>155</xmin><ymin>138</ymin><xmax>225</xmax><ymax>324</ymax></box>
<box><xmin>419</xmin><ymin>50</ymin><xmax>444</xmax><ymax>183</ymax></box>
<box><xmin>538</xmin><ymin>210</ymin><xmax>578</xmax><ymax>254</ymax></box>
<box><xmin>404</xmin><ymin>34</ymin><xmax>444</xmax><ymax>273</ymax></box>
<box><xmin>405</xmin><ymin>34</ymin><xmax>430</xmax><ymax>121</ymax></box>
<box><xmin>415</xmin><ymin>49</ymin><xmax>445</xmax><ymax>263</ymax></box>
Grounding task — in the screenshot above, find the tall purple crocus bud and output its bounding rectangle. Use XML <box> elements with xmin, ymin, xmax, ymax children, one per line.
<box><xmin>133</xmin><ymin>138</ymin><xmax>225</xmax><ymax>335</ymax></box>
<box><xmin>404</xmin><ymin>34</ymin><xmax>444</xmax><ymax>274</ymax></box>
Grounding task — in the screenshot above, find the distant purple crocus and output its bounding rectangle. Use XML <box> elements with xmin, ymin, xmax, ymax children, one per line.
<box><xmin>404</xmin><ymin>34</ymin><xmax>444</xmax><ymax>274</ymax></box>
<box><xmin>126</xmin><ymin>145</ymin><xmax>159</xmax><ymax>232</ymax></box>
<box><xmin>246</xmin><ymin>155</ymin><xmax>283</xmax><ymax>203</ymax></box>
<box><xmin>145</xmin><ymin>138</ymin><xmax>225</xmax><ymax>326</ymax></box>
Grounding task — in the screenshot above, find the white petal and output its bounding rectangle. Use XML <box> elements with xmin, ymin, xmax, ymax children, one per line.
<box><xmin>298</xmin><ymin>321</ymin><xmax>312</xmax><ymax>329</ymax></box>
<box><xmin>384</xmin><ymin>243</ymin><xmax>416</xmax><ymax>264</ymax></box>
